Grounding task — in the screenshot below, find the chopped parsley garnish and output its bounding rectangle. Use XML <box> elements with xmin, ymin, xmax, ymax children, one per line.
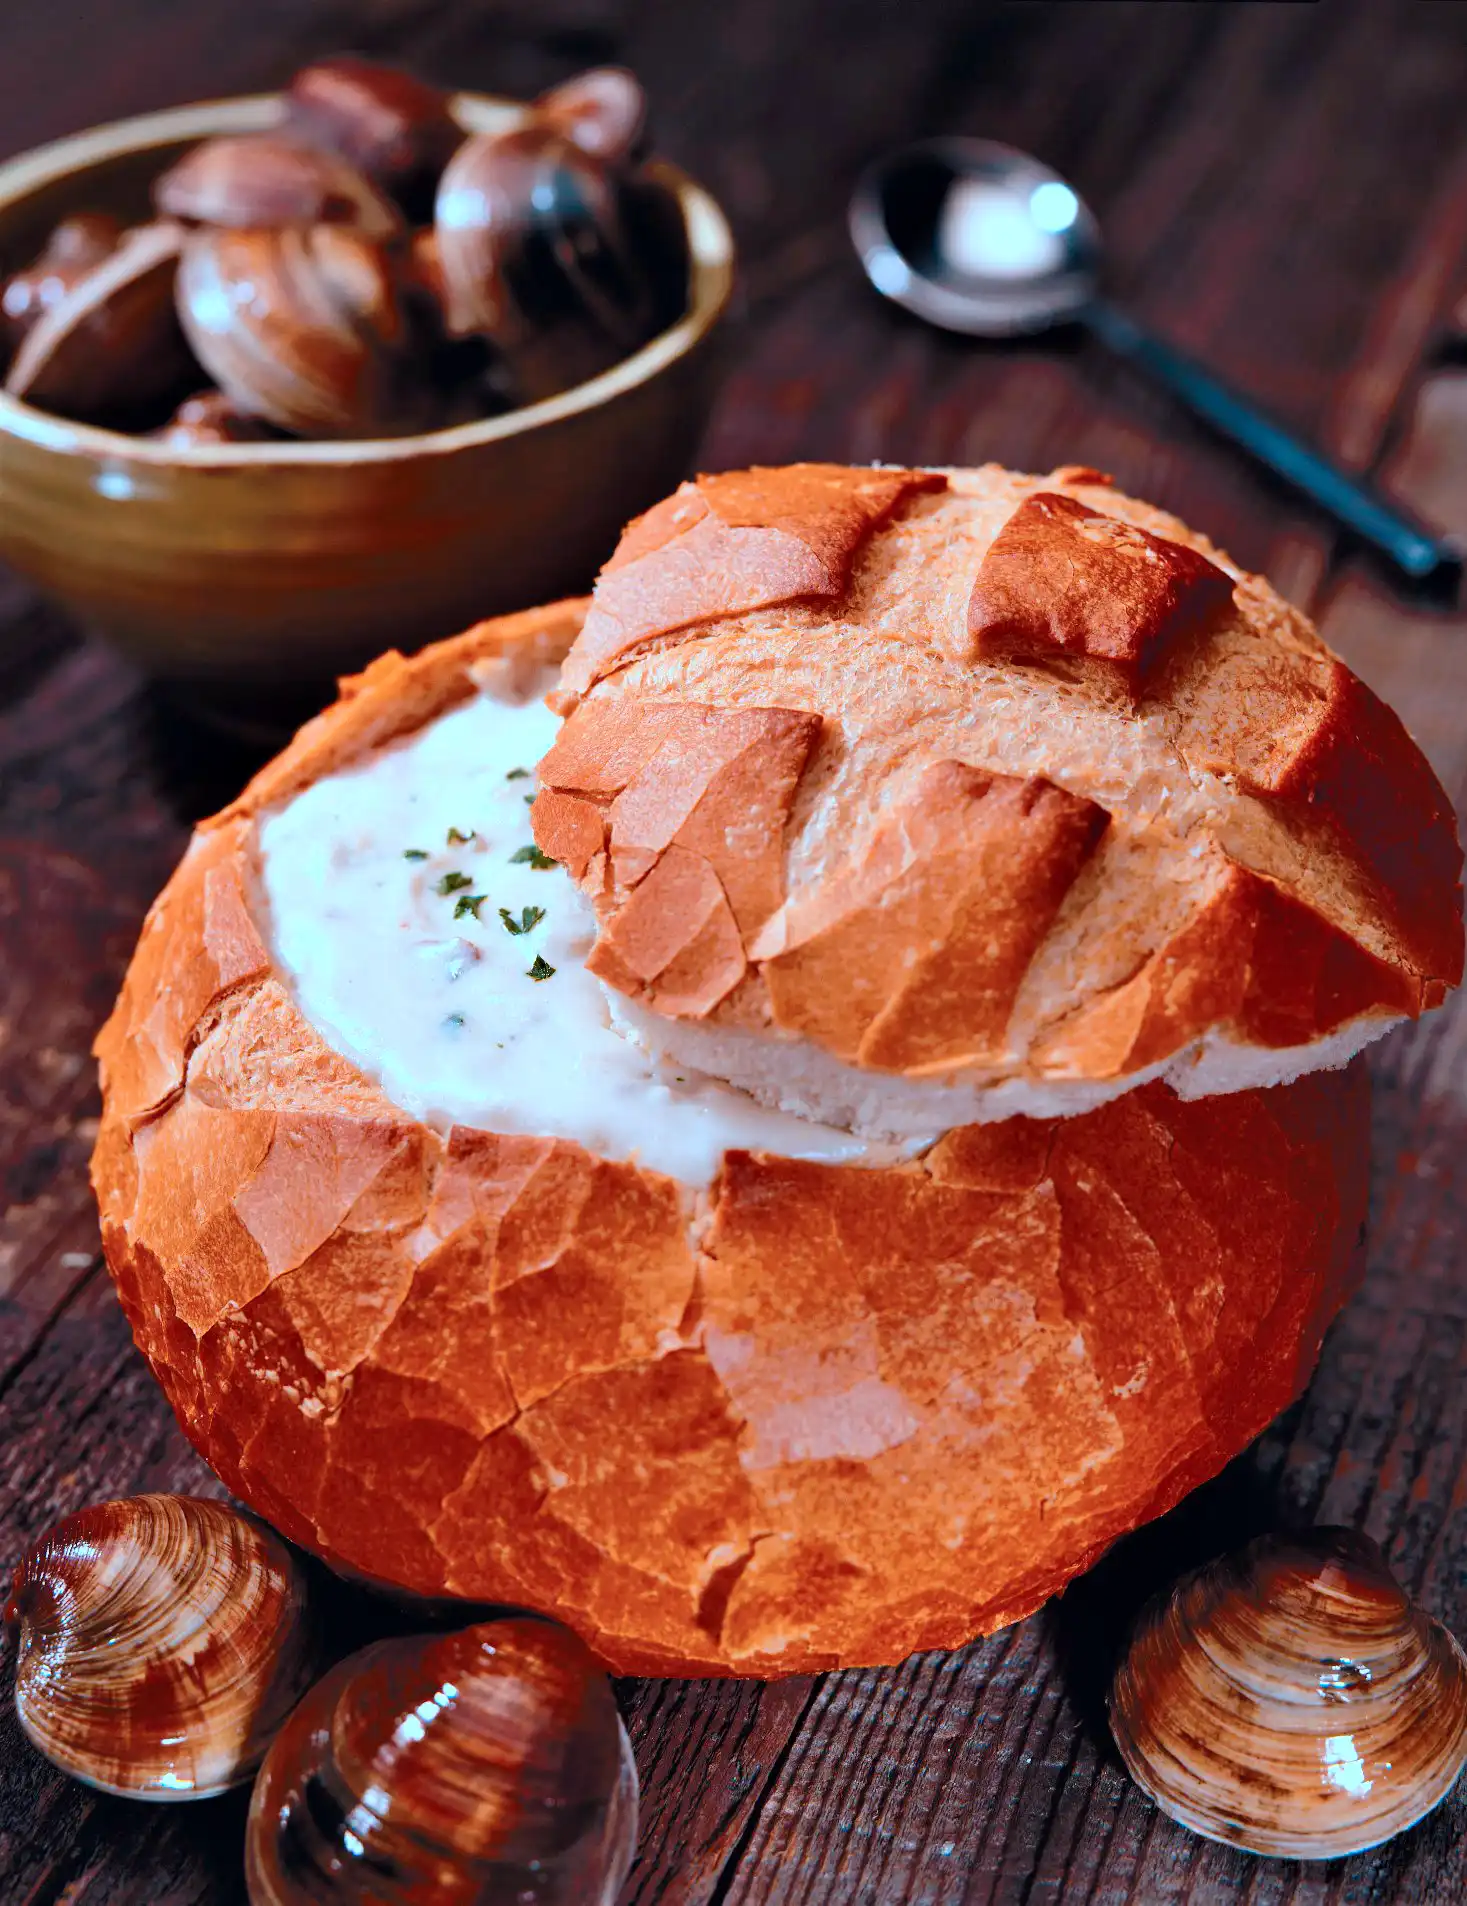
<box><xmin>403</xmin><ymin>848</ymin><xmax>429</xmax><ymax>860</ymax></box>
<box><xmin>523</xmin><ymin>793</ymin><xmax>536</xmax><ymax>806</ymax></box>
<box><xmin>446</xmin><ymin>826</ymin><xmax>475</xmax><ymax>845</ymax></box>
<box><xmin>499</xmin><ymin>904</ymin><xmax>545</xmax><ymax>936</ymax></box>
<box><xmin>527</xmin><ymin>953</ymin><xmax>556</xmax><ymax>981</ymax></box>
<box><xmin>509</xmin><ymin>844</ymin><xmax>557</xmax><ymax>870</ymax></box>
<box><xmin>454</xmin><ymin>893</ymin><xmax>488</xmax><ymax>920</ymax></box>
<box><xmin>444</xmin><ymin>1012</ymin><xmax>465</xmax><ymax>1030</ymax></box>
<box><xmin>437</xmin><ymin>870</ymin><xmax>473</xmax><ymax>895</ymax></box>
<box><xmin>505</xmin><ymin>767</ymin><xmax>529</xmax><ymax>780</ymax></box>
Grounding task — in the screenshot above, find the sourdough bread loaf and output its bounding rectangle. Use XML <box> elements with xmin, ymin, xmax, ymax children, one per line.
<box><xmin>91</xmin><ymin>464</ymin><xmax>1460</xmax><ymax>1675</ymax></box>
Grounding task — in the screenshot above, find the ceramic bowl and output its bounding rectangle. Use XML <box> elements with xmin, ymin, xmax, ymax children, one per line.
<box><xmin>0</xmin><ymin>92</ymin><xmax>734</xmax><ymax>723</ymax></box>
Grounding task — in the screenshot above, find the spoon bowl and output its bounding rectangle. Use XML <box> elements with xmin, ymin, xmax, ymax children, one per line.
<box><xmin>850</xmin><ymin>136</ymin><xmax>1100</xmax><ymax>336</ymax></box>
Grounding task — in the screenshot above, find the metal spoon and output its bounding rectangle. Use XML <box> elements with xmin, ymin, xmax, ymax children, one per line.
<box><xmin>850</xmin><ymin>137</ymin><xmax>1458</xmax><ymax>585</ymax></box>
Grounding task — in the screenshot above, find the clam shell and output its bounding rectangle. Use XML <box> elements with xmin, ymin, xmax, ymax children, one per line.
<box><xmin>154</xmin><ymin>389</ymin><xmax>276</xmax><ymax>446</ymax></box>
<box><xmin>154</xmin><ymin>134</ymin><xmax>401</xmax><ymax>238</ymax></box>
<box><xmin>284</xmin><ymin>56</ymin><xmax>462</xmax><ymax>214</ymax></box>
<box><xmin>4</xmin><ymin>220</ymin><xmax>196</xmax><ymax>423</ymax></box>
<box><xmin>245</xmin><ymin>1614</ymin><xmax>637</xmax><ymax>1904</ymax></box>
<box><xmin>1</xmin><ymin>211</ymin><xmax>122</xmax><ymax>346</ymax></box>
<box><xmin>1109</xmin><ymin>1526</ymin><xmax>1467</xmax><ymax>1858</ymax></box>
<box><xmin>535</xmin><ymin>68</ymin><xmax>648</xmax><ymax>166</ymax></box>
<box><xmin>175</xmin><ymin>224</ymin><xmax>426</xmax><ymax>438</ymax></box>
<box><xmin>6</xmin><ymin>1494</ymin><xmax>318</xmax><ymax>1801</ymax></box>
<box><xmin>433</xmin><ymin>125</ymin><xmax>657</xmax><ymax>403</ymax></box>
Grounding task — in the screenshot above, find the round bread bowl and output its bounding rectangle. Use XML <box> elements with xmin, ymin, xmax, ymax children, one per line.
<box><xmin>0</xmin><ymin>94</ymin><xmax>733</xmax><ymax>710</ymax></box>
<box><xmin>94</xmin><ymin>592</ymin><xmax>1378</xmax><ymax>1678</ymax></box>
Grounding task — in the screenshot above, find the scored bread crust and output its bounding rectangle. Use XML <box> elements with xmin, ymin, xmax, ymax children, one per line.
<box><xmin>537</xmin><ymin>463</ymin><xmax>1462</xmax><ymax>1107</ymax></box>
<box><xmin>95</xmin><ymin>595</ymin><xmax>1372</xmax><ymax>1676</ymax></box>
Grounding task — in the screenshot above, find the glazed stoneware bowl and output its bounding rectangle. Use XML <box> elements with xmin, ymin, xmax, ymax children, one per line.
<box><xmin>0</xmin><ymin>92</ymin><xmax>734</xmax><ymax>720</ymax></box>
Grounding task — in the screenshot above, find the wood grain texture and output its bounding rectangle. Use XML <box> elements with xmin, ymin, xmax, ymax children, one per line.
<box><xmin>2</xmin><ymin>1</ymin><xmax>1466</xmax><ymax>1900</ymax></box>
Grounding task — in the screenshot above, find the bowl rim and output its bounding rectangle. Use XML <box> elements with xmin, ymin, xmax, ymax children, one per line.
<box><xmin>0</xmin><ymin>90</ymin><xmax>735</xmax><ymax>467</ymax></box>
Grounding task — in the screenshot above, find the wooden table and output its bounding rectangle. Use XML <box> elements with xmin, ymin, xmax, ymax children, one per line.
<box><xmin>3</xmin><ymin>2</ymin><xmax>1466</xmax><ymax>1899</ymax></box>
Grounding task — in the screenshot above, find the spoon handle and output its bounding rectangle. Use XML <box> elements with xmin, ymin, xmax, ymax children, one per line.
<box><xmin>1084</xmin><ymin>301</ymin><xmax>1458</xmax><ymax>585</ymax></box>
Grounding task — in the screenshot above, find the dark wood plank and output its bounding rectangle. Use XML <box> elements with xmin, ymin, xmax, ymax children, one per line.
<box><xmin>2</xmin><ymin>2</ymin><xmax>1467</xmax><ymax>1902</ymax></box>
<box><xmin>621</xmin><ymin>1675</ymin><xmax>821</xmax><ymax>1905</ymax></box>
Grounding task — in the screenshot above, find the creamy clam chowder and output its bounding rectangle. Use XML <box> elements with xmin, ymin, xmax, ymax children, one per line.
<box><xmin>257</xmin><ymin>672</ymin><xmax>909</xmax><ymax>1187</ymax></box>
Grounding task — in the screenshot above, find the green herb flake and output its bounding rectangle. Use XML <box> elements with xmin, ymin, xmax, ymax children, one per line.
<box><xmin>403</xmin><ymin>848</ymin><xmax>429</xmax><ymax>861</ymax></box>
<box><xmin>505</xmin><ymin>767</ymin><xmax>530</xmax><ymax>781</ymax></box>
<box><xmin>498</xmin><ymin>904</ymin><xmax>545</xmax><ymax>937</ymax></box>
<box><xmin>454</xmin><ymin>893</ymin><xmax>488</xmax><ymax>920</ymax></box>
<box><xmin>444</xmin><ymin>1012</ymin><xmax>465</xmax><ymax>1030</ymax></box>
<box><xmin>527</xmin><ymin>953</ymin><xmax>556</xmax><ymax>982</ymax></box>
<box><xmin>446</xmin><ymin>826</ymin><xmax>475</xmax><ymax>846</ymax></box>
<box><xmin>509</xmin><ymin>844</ymin><xmax>557</xmax><ymax>870</ymax></box>
<box><xmin>437</xmin><ymin>870</ymin><xmax>473</xmax><ymax>895</ymax></box>
<box><xmin>523</xmin><ymin>793</ymin><xmax>536</xmax><ymax>806</ymax></box>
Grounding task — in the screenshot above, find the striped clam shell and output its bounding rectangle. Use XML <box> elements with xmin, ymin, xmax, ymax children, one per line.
<box><xmin>154</xmin><ymin>134</ymin><xmax>401</xmax><ymax>238</ymax></box>
<box><xmin>6</xmin><ymin>1494</ymin><xmax>317</xmax><ymax>1800</ymax></box>
<box><xmin>432</xmin><ymin>124</ymin><xmax>657</xmax><ymax>403</ymax></box>
<box><xmin>174</xmin><ymin>223</ymin><xmax>423</xmax><ymax>438</ymax></box>
<box><xmin>1109</xmin><ymin>1526</ymin><xmax>1467</xmax><ymax>1859</ymax></box>
<box><xmin>535</xmin><ymin>68</ymin><xmax>649</xmax><ymax>167</ymax></box>
<box><xmin>245</xmin><ymin>1614</ymin><xmax>637</xmax><ymax>1904</ymax></box>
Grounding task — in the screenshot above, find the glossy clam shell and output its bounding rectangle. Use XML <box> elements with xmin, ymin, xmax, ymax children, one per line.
<box><xmin>3</xmin><ymin>220</ymin><xmax>195</xmax><ymax>422</ymax></box>
<box><xmin>175</xmin><ymin>224</ymin><xmax>423</xmax><ymax>437</ymax></box>
<box><xmin>284</xmin><ymin>57</ymin><xmax>462</xmax><ymax>211</ymax></box>
<box><xmin>536</xmin><ymin>68</ymin><xmax>648</xmax><ymax>166</ymax></box>
<box><xmin>155</xmin><ymin>133</ymin><xmax>400</xmax><ymax>237</ymax></box>
<box><xmin>1109</xmin><ymin>1527</ymin><xmax>1467</xmax><ymax>1858</ymax></box>
<box><xmin>1</xmin><ymin>211</ymin><xmax>121</xmax><ymax>345</ymax></box>
<box><xmin>245</xmin><ymin>1615</ymin><xmax>637</xmax><ymax>1904</ymax></box>
<box><xmin>154</xmin><ymin>388</ymin><xmax>276</xmax><ymax>446</ymax></box>
<box><xmin>6</xmin><ymin>1494</ymin><xmax>318</xmax><ymax>1801</ymax></box>
<box><xmin>434</xmin><ymin>125</ymin><xmax>655</xmax><ymax>401</ymax></box>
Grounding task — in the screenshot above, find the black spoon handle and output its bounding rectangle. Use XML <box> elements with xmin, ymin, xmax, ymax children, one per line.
<box><xmin>1085</xmin><ymin>300</ymin><xmax>1458</xmax><ymax>585</ymax></box>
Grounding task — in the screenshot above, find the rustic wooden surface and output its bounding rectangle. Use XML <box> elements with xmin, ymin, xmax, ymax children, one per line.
<box><xmin>2</xmin><ymin>1</ymin><xmax>1466</xmax><ymax>1899</ymax></box>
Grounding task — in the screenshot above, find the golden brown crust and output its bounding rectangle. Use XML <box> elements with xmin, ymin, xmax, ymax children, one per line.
<box><xmin>96</xmin><ymin>818</ymin><xmax>273</xmax><ymax>1123</ymax></box>
<box><xmin>1168</xmin><ymin>632</ymin><xmax>1460</xmax><ymax>986</ymax></box>
<box><xmin>545</xmin><ymin>464</ymin><xmax>1462</xmax><ymax>1087</ymax></box>
<box><xmin>1034</xmin><ymin>857</ymin><xmax>1431</xmax><ymax>1078</ymax></box>
<box><xmin>586</xmin><ymin>845</ymin><xmax>747</xmax><ymax>1017</ymax></box>
<box><xmin>95</xmin><ymin>597</ymin><xmax>1372</xmax><ymax>1674</ymax></box>
<box><xmin>536</xmin><ymin>698</ymin><xmax>822</xmax><ymax>1015</ymax></box>
<box><xmin>560</xmin><ymin>464</ymin><xmax>948</xmax><ymax>697</ymax></box>
<box><xmin>966</xmin><ymin>489</ymin><xmax>1236</xmax><ymax>697</ymax></box>
<box><xmin>756</xmin><ymin>762</ymin><xmax>1109</xmax><ymax>1070</ymax></box>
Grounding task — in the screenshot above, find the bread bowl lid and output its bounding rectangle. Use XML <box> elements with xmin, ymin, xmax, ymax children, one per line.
<box><xmin>528</xmin><ymin>461</ymin><xmax>1462</xmax><ymax>1106</ymax></box>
